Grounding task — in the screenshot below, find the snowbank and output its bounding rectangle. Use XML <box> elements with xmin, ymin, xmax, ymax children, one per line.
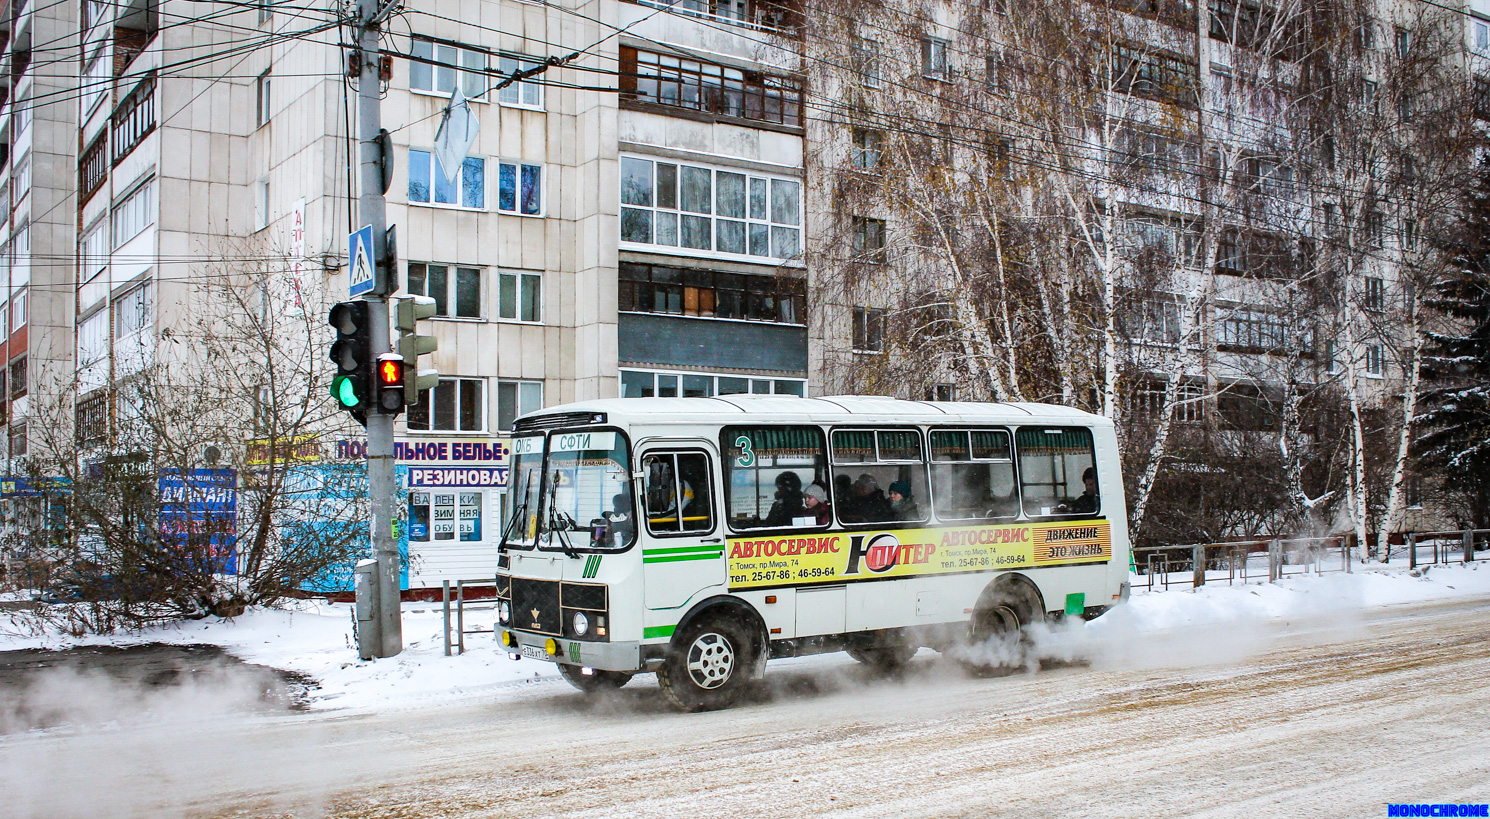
<box><xmin>3</xmin><ymin>561</ymin><xmax>1487</xmax><ymax>712</ymax></box>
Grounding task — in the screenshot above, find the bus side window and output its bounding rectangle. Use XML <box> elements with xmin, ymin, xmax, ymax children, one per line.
<box><xmin>642</xmin><ymin>452</ymin><xmax>714</xmax><ymax>535</ymax></box>
<box><xmin>928</xmin><ymin>429</ymin><xmax>1018</xmax><ymax>521</ymax></box>
<box><xmin>722</xmin><ymin>426</ymin><xmax>828</xmax><ymax>531</ymax></box>
<box><xmin>830</xmin><ymin>429</ymin><xmax>929</xmax><ymax>526</ymax></box>
<box><xmin>1014</xmin><ymin>427</ymin><xmax>1098</xmax><ymax>518</ymax></box>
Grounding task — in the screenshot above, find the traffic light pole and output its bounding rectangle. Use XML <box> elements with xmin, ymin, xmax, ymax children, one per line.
<box><xmin>357</xmin><ymin>0</ymin><xmax>401</xmax><ymax>659</ymax></box>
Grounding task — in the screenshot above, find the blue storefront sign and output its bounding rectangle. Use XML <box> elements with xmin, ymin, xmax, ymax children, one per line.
<box><xmin>158</xmin><ymin>469</ymin><xmax>238</xmax><ymax>575</ymax></box>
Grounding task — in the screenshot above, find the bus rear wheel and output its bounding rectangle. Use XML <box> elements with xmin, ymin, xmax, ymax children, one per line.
<box><xmin>658</xmin><ymin>615</ymin><xmax>754</xmax><ymax>712</ymax></box>
<box><xmin>558</xmin><ymin>663</ymin><xmax>633</xmax><ymax>693</ymax></box>
<box><xmin>960</xmin><ymin>582</ymin><xmax>1040</xmax><ymax>676</ymax></box>
<box><xmin>846</xmin><ymin>644</ymin><xmax>917</xmax><ymax>673</ymax></box>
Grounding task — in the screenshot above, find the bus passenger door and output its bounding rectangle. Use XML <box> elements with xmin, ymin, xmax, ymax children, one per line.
<box><xmin>639</xmin><ymin>447</ymin><xmax>725</xmax><ymax>612</ymax></box>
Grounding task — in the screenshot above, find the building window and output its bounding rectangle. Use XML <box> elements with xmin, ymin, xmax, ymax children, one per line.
<box><xmin>81</xmin><ymin>218</ymin><xmax>108</xmax><ymax>283</ymax></box>
<box><xmin>496</xmin><ymin>379</ymin><xmax>542</xmax><ymax>431</ymax></box>
<box><xmin>112</xmin><ymin>78</ymin><xmax>156</xmax><ymax>163</ymax></box>
<box><xmin>927</xmin><ymin>384</ymin><xmax>957</xmax><ymax>401</ymax></box>
<box><xmin>621</xmin><ymin>369</ymin><xmax>805</xmax><ymax>398</ymax></box>
<box><xmin>619</xmin><ymin>155</ymin><xmax>801</xmax><ymax>261</ymax></box>
<box><xmin>495</xmin><ymin>161</ymin><xmax>541</xmax><ymax>215</ymax></box>
<box><xmin>112</xmin><ymin>180</ymin><xmax>155</xmax><ymax>248</ymax></box>
<box><xmin>496</xmin><ymin>55</ymin><xmax>544</xmax><ymax>108</ymax></box>
<box><xmin>406</xmin><ymin>377</ymin><xmax>485</xmax><ymax>432</ymax></box>
<box><xmin>851</xmin><ymin>37</ymin><xmax>882</xmax><ymax>88</ymax></box>
<box><xmin>82</xmin><ymin>47</ymin><xmax>109</xmax><ymax>116</ymax></box>
<box><xmin>80</xmin><ymin>136</ymin><xmax>108</xmax><ymax>199</ymax></box>
<box><xmin>852</xmin><ymin>216</ymin><xmax>886</xmax><ymax>256</ymax></box>
<box><xmin>409</xmin><ymin>38</ymin><xmax>488</xmax><ymax>100</ymax></box>
<box><xmin>78</xmin><ymin>309</ymin><xmax>110</xmax><ymax>393</ymax></box>
<box><xmin>851</xmin><ymin>127</ymin><xmax>883</xmax><ymax>170</ymax></box>
<box><xmin>408</xmin><ymin>262</ymin><xmax>481</xmax><ymax>319</ymax></box>
<box><xmin>1324</xmin><ymin>340</ymin><xmax>1340</xmax><ymax>373</ymax></box>
<box><xmin>408</xmin><ymin>490</ymin><xmax>486</xmax><ymax>542</ymax></box>
<box><xmin>1477</xmin><ymin>20</ymin><xmax>1490</xmax><ymax>53</ymax></box>
<box><xmin>408</xmin><ymin>150</ymin><xmax>485</xmax><ymax>210</ymax></box>
<box><xmin>1123</xmin><ymin>297</ymin><xmax>1181</xmax><ymax>343</ymax></box>
<box><xmin>9</xmin><ymin>357</ymin><xmax>25</xmax><ymax>399</ymax></box>
<box><xmin>1364</xmin><ymin>276</ymin><xmax>1384</xmax><ymax>312</ymax></box>
<box><xmin>1395</xmin><ymin>27</ymin><xmax>1411</xmax><ymax>60</ymax></box>
<box><xmin>1365</xmin><ymin>209</ymin><xmax>1384</xmax><ymax>247</ymax></box>
<box><xmin>1402</xmin><ymin>218</ymin><xmax>1418</xmax><ymax>250</ymax></box>
<box><xmin>257</xmin><ymin>0</ymin><xmax>271</xmax><ymax>23</ymax></box>
<box><xmin>1218</xmin><ymin>306</ymin><xmax>1286</xmax><ymax>351</ymax></box>
<box><xmin>1363</xmin><ymin>79</ymin><xmax>1379</xmax><ymax>114</ymax></box>
<box><xmin>9</xmin><ymin>423</ymin><xmax>26</xmax><ymax>456</ymax></box>
<box><xmin>9</xmin><ymin>289</ymin><xmax>25</xmax><ymax>332</ymax></box>
<box><xmin>497</xmin><ymin>270</ymin><xmax>542</xmax><ymax>322</ymax></box>
<box><xmin>1366</xmin><ymin>344</ymin><xmax>1384</xmax><ymax>376</ymax></box>
<box><xmin>853</xmin><ymin>306</ymin><xmax>885</xmax><ymax>353</ymax></box>
<box><xmin>619</xmin><ymin>46</ymin><xmax>803</xmax><ymax>129</ymax></box>
<box><xmin>114</xmin><ymin>282</ymin><xmax>153</xmax><ymax>376</ymax></box>
<box><xmin>618</xmin><ymin>262</ymin><xmax>805</xmax><ymax>323</ymax></box>
<box><xmin>922</xmin><ymin>37</ymin><xmax>950</xmax><ymax>80</ymax></box>
<box><xmin>76</xmin><ymin>390</ymin><xmax>110</xmax><ymax>447</ymax></box>
<box><xmin>255</xmin><ymin>178</ymin><xmax>270</xmax><ymax>231</ymax></box>
<box><xmin>1111</xmin><ymin>43</ymin><xmax>1199</xmax><ymax>106</ymax></box>
<box><xmin>255</xmin><ymin>70</ymin><xmax>271</xmax><ymax>128</ymax></box>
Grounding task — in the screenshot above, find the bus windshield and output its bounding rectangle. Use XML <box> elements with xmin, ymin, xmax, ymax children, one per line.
<box><xmin>543</xmin><ymin>430</ymin><xmax>634</xmax><ymax>551</ymax></box>
<box><xmin>503</xmin><ymin>434</ymin><xmax>546</xmax><ymax>547</ymax></box>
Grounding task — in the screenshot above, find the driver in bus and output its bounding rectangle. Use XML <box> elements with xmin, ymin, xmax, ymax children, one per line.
<box><xmin>1060</xmin><ymin>467</ymin><xmax>1100</xmax><ymax>515</ymax></box>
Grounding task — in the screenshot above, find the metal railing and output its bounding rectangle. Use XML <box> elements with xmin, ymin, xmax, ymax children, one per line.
<box><xmin>1405</xmin><ymin>529</ymin><xmax>1486</xmax><ymax>569</ymax></box>
<box><xmin>1133</xmin><ymin>535</ymin><xmax>1355</xmax><ymax>591</ymax></box>
<box><xmin>441</xmin><ymin>578</ymin><xmax>499</xmax><ymax>656</ymax></box>
<box><xmin>1134</xmin><ymin>528</ymin><xmax>1486</xmax><ymax>592</ymax></box>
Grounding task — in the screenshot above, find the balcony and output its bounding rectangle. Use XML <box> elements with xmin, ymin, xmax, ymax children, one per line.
<box><xmin>629</xmin><ymin>0</ymin><xmax>801</xmax><ymax>36</ymax></box>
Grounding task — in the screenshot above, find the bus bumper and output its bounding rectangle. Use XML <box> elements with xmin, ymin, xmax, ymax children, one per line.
<box><xmin>499</xmin><ymin>629</ymin><xmax>643</xmax><ymax>673</ymax></box>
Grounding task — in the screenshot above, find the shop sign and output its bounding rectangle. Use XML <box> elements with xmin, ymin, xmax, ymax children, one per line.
<box><xmin>335</xmin><ymin>437</ymin><xmax>510</xmax><ymax>488</ymax></box>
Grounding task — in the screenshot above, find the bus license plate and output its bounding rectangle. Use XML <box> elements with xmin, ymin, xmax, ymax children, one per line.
<box><xmin>519</xmin><ymin>644</ymin><xmax>551</xmax><ymax>662</ymax></box>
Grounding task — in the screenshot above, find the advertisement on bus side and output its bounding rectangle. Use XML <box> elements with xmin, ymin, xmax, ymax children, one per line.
<box><xmin>726</xmin><ymin>519</ymin><xmax>1112</xmax><ymax>590</ymax></box>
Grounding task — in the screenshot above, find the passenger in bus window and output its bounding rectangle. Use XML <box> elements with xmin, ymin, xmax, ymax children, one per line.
<box><xmin>1060</xmin><ymin>467</ymin><xmax>1100</xmax><ymax>514</ymax></box>
<box><xmin>765</xmin><ymin>471</ymin><xmax>805</xmax><ymax>526</ymax></box>
<box><xmin>803</xmin><ymin>483</ymin><xmax>831</xmax><ymax>525</ymax></box>
<box><xmin>887</xmin><ymin>480</ymin><xmax>921</xmax><ymax>522</ymax></box>
<box><xmin>847</xmin><ymin>473</ymin><xmax>892</xmax><ymax>523</ymax></box>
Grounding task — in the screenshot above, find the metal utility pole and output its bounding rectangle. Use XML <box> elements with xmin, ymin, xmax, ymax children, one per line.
<box><xmin>356</xmin><ymin>0</ymin><xmax>401</xmax><ymax>658</ymax></box>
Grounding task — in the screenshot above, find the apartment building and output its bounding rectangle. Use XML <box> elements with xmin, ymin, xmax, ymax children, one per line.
<box><xmin>4</xmin><ymin>0</ymin><xmax>809</xmax><ymax>588</ymax></box>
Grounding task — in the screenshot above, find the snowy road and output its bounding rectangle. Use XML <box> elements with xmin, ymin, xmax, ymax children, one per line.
<box><xmin>10</xmin><ymin>595</ymin><xmax>1490</xmax><ymax>818</ymax></box>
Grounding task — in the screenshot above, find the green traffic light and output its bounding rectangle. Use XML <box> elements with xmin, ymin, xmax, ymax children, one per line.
<box><xmin>332</xmin><ymin>375</ymin><xmax>360</xmax><ymax>408</ymax></box>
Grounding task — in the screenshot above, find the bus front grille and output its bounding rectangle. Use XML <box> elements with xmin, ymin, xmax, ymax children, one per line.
<box><xmin>510</xmin><ymin>578</ymin><xmax>562</xmax><ymax>635</ymax></box>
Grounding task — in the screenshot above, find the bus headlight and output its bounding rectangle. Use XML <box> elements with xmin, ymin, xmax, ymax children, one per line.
<box><xmin>572</xmin><ymin>611</ymin><xmax>590</xmax><ymax>636</ymax></box>
<box><xmin>497</xmin><ymin>601</ymin><xmax>511</xmax><ymax>625</ymax></box>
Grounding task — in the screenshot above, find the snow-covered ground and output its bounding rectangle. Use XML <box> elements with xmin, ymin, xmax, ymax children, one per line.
<box><xmin>2</xmin><ymin>560</ymin><xmax>1488</xmax><ymax>712</ymax></box>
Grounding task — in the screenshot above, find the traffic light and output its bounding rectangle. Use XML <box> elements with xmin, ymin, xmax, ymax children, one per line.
<box><xmin>376</xmin><ymin>353</ymin><xmax>405</xmax><ymax>413</ymax></box>
<box><xmin>328</xmin><ymin>300</ymin><xmax>373</xmax><ymax>423</ymax></box>
<box><xmin>394</xmin><ymin>295</ymin><xmax>439</xmax><ymax>405</ymax></box>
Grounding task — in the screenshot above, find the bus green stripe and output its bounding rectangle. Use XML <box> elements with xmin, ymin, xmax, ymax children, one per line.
<box><xmin>643</xmin><ymin>625</ymin><xmax>676</xmax><ymax>639</ymax></box>
<box><xmin>642</xmin><ymin>552</ymin><xmax>724</xmax><ymax>564</ymax></box>
<box><xmin>643</xmin><ymin>545</ymin><xmax>725</xmax><ymax>556</ymax></box>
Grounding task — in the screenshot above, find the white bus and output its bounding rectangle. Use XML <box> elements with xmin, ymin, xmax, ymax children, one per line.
<box><xmin>495</xmin><ymin>396</ymin><xmax>1130</xmax><ymax>711</ymax></box>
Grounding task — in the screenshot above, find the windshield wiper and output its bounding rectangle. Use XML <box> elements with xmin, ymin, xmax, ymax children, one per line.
<box><xmin>546</xmin><ymin>470</ymin><xmax>581</xmax><ymax>558</ymax></box>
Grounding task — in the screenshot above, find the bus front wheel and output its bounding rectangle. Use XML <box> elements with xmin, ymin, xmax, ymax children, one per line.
<box><xmin>658</xmin><ymin>615</ymin><xmax>755</xmax><ymax>712</ymax></box>
<box><xmin>558</xmin><ymin>664</ymin><xmax>633</xmax><ymax>693</ymax></box>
